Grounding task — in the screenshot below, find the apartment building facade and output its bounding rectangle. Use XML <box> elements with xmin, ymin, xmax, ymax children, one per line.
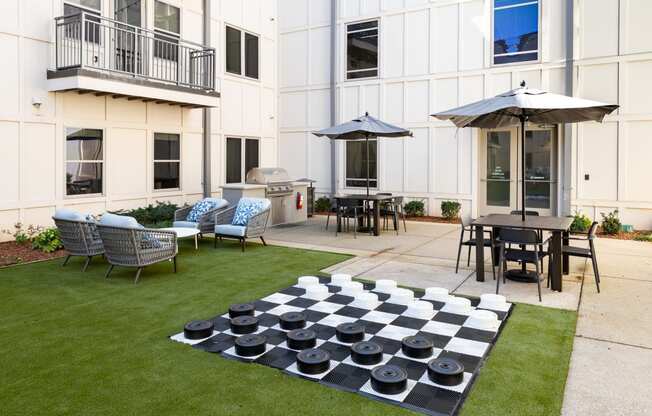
<box><xmin>0</xmin><ymin>0</ymin><xmax>278</xmax><ymax>233</ymax></box>
<box><xmin>278</xmin><ymin>0</ymin><xmax>652</xmax><ymax>228</ymax></box>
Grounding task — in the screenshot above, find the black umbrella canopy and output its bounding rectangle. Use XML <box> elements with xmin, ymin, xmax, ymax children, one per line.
<box><xmin>313</xmin><ymin>113</ymin><xmax>412</xmax><ymax>196</ymax></box>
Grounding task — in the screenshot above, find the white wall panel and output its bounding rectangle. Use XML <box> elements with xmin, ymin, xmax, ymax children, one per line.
<box><xmin>625</xmin><ymin>60</ymin><xmax>652</xmax><ymax>114</ymax></box>
<box><xmin>383</xmin><ymin>14</ymin><xmax>404</xmax><ymax>78</ymax></box>
<box><xmin>182</xmin><ymin>133</ymin><xmax>203</xmax><ymax>193</ymax></box>
<box><xmin>280</xmin><ymin>91</ymin><xmax>307</xmax><ymax>129</ymax></box>
<box><xmin>63</xmin><ymin>94</ymin><xmax>105</xmax><ymax>121</ymax></box>
<box><xmin>405</xmin><ymin>81</ymin><xmax>429</xmax><ymax>123</ymax></box>
<box><xmin>310</xmin><ymin>136</ymin><xmax>331</xmax><ymax>189</ymax></box>
<box><xmin>361</xmin><ymin>0</ymin><xmax>381</xmax><ymax>16</ymax></box>
<box><xmin>221</xmin><ymin>0</ymin><xmax>243</xmax><ymax>26</ymax></box>
<box><xmin>309</xmin><ymin>89</ymin><xmax>331</xmax><ymax>129</ymax></box>
<box><xmin>405</xmin><ymin>0</ymin><xmax>428</xmax><ymax>8</ymax></box>
<box><xmin>220</xmin><ymin>81</ymin><xmax>243</xmax><ymax>132</ymax></box>
<box><xmin>109</xmin><ymin>128</ymin><xmax>147</xmax><ymax>196</ymax></box>
<box><xmin>623</xmin><ymin>0</ymin><xmax>652</xmax><ymax>54</ymax></box>
<box><xmin>261</xmin><ymin>37</ymin><xmax>276</xmax><ymax>87</ymax></box>
<box><xmin>341</xmin><ymin>0</ymin><xmax>360</xmax><ymax>18</ymax></box>
<box><xmin>434</xmin><ymin>78</ymin><xmax>458</xmax><ymax>113</ymax></box>
<box><xmin>242</xmin><ymin>84</ymin><xmax>261</xmax><ymax>134</ymax></box>
<box><xmin>433</xmin><ymin>4</ymin><xmax>459</xmax><ymax>73</ymax></box>
<box><xmin>0</xmin><ymin>34</ymin><xmax>19</xmax><ymax>119</ymax></box>
<box><xmin>545</xmin><ymin>0</ymin><xmax>568</xmax><ymax>61</ymax></box>
<box><xmin>342</xmin><ymin>87</ymin><xmax>360</xmax><ymax>120</ymax></box>
<box><xmin>310</xmin><ymin>27</ymin><xmax>331</xmax><ymax>85</ymax></box>
<box><xmin>22</xmin><ymin>39</ymin><xmax>54</xmax><ymax>119</ymax></box>
<box><xmin>21</xmin><ymin>0</ymin><xmax>51</xmax><ymax>41</ymax></box>
<box><xmin>459</xmin><ymin>129</ymin><xmax>473</xmax><ymax>195</ymax></box>
<box><xmin>625</xmin><ymin>122</ymin><xmax>652</xmax><ymax>202</ymax></box>
<box><xmin>362</xmin><ymin>85</ymin><xmax>380</xmax><ymax>118</ymax></box>
<box><xmin>0</xmin><ymin>0</ymin><xmax>18</xmax><ymax>35</ymax></box>
<box><xmin>548</xmin><ymin>67</ymin><xmax>566</xmax><ymax>95</ymax></box>
<box><xmin>261</xmin><ymin>0</ymin><xmax>277</xmax><ymax>38</ymax></box>
<box><xmin>0</xmin><ymin>122</ymin><xmax>19</xmax><ymax>203</ymax></box>
<box><xmin>210</xmin><ymin>134</ymin><xmax>222</xmax><ymax>192</ymax></box>
<box><xmin>262</xmin><ymin>88</ymin><xmax>276</xmax><ymax>135</ymax></box>
<box><xmin>579</xmin><ymin>122</ymin><xmax>618</xmax><ymax>201</ymax></box>
<box><xmin>460</xmin><ymin>76</ymin><xmax>483</xmax><ymax>106</ymax></box>
<box><xmin>383</xmin><ymin>139</ymin><xmax>404</xmax><ymax>191</ymax></box>
<box><xmin>489</xmin><ymin>72</ymin><xmax>511</xmax><ymax>96</ymax></box>
<box><xmin>580</xmin><ymin>0</ymin><xmax>618</xmax><ymax>59</ymax></box>
<box><xmin>310</xmin><ymin>0</ymin><xmax>331</xmax><ymax>26</ymax></box>
<box><xmin>434</xmin><ymin>127</ymin><xmax>458</xmax><ymax>194</ymax></box>
<box><xmin>260</xmin><ymin>137</ymin><xmax>278</xmax><ymax>168</ymax></box>
<box><xmin>382</xmin><ymin>0</ymin><xmax>404</xmax><ymax>12</ymax></box>
<box><xmin>22</xmin><ymin>123</ymin><xmax>55</xmax><ymax>203</ymax></box>
<box><xmin>384</xmin><ymin>83</ymin><xmax>404</xmax><ymax>123</ymax></box>
<box><xmin>518</xmin><ymin>70</ymin><xmax>541</xmax><ymax>90</ymax></box>
<box><xmin>280</xmin><ymin>31</ymin><xmax>309</xmax><ymax>87</ymax></box>
<box><xmin>405</xmin><ymin>128</ymin><xmax>428</xmax><ymax>192</ymax></box>
<box><xmin>580</xmin><ymin>64</ymin><xmax>619</xmax><ymax>108</ymax></box>
<box><xmin>243</xmin><ymin>0</ymin><xmax>261</xmax><ymax>33</ymax></box>
<box><xmin>183</xmin><ymin>9</ymin><xmax>203</xmax><ymax>45</ymax></box>
<box><xmin>405</xmin><ymin>10</ymin><xmax>429</xmax><ymax>76</ymax></box>
<box><xmin>460</xmin><ymin>1</ymin><xmax>484</xmax><ymax>71</ymax></box>
<box><xmin>279</xmin><ymin>132</ymin><xmax>307</xmax><ymax>179</ymax></box>
<box><xmin>279</xmin><ymin>0</ymin><xmax>308</xmax><ymax>30</ymax></box>
<box><xmin>107</xmin><ymin>98</ymin><xmax>146</xmax><ymax>124</ymax></box>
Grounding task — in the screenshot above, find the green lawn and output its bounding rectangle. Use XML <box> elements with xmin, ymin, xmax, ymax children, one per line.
<box><xmin>0</xmin><ymin>239</ymin><xmax>576</xmax><ymax>415</ymax></box>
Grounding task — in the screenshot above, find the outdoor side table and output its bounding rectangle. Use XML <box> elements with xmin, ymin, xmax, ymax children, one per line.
<box><xmin>160</xmin><ymin>227</ymin><xmax>201</xmax><ymax>250</ymax></box>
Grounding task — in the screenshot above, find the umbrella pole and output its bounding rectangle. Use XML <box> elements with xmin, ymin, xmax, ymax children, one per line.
<box><xmin>366</xmin><ymin>134</ymin><xmax>370</xmax><ymax>197</ymax></box>
<box><xmin>520</xmin><ymin>115</ymin><xmax>526</xmax><ymax>222</ymax></box>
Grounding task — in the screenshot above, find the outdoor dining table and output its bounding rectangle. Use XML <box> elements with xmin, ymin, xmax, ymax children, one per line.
<box><xmin>334</xmin><ymin>194</ymin><xmax>395</xmax><ymax>236</ymax></box>
<box><xmin>472</xmin><ymin>214</ymin><xmax>574</xmax><ymax>292</ymax></box>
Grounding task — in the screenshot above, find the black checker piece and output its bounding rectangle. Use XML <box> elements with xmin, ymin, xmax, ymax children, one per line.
<box><xmin>318</xmin><ymin>276</ymin><xmax>331</xmax><ymax>284</ymax></box>
<box><xmin>334</xmin><ymin>306</ymin><xmax>368</xmax><ymax>319</ymax></box>
<box><xmin>375</xmin><ymin>302</ymin><xmax>407</xmax><ymax>315</ymax></box>
<box><xmin>302</xmin><ymin>309</ymin><xmax>329</xmax><ymax>323</ymax></box>
<box><xmin>318</xmin><ymin>341</ymin><xmax>352</xmax><ymax>361</ymax></box>
<box><xmin>386</xmin><ymin>356</ymin><xmax>428</xmax><ymax>380</ymax></box>
<box><xmin>327</xmin><ymin>285</ymin><xmax>341</xmax><ymax>293</ymax></box>
<box><xmin>279</xmin><ymin>286</ymin><xmax>305</xmax><ymax>296</ymax></box>
<box><xmin>259</xmin><ymin>328</ymin><xmax>287</xmax><ymax>345</ymax></box>
<box><xmin>253</xmin><ymin>300</ymin><xmax>278</xmax><ymax>312</ymax></box>
<box><xmin>194</xmin><ymin>333</ymin><xmax>236</xmax><ymax>353</ymax></box>
<box><xmin>211</xmin><ymin>316</ymin><xmax>231</xmax><ymax>332</ymax></box>
<box><xmin>420</xmin><ymin>299</ymin><xmax>446</xmax><ymax>310</ymax></box>
<box><xmin>432</xmin><ymin>311</ymin><xmax>468</xmax><ymax>326</ymax></box>
<box><xmin>391</xmin><ymin>315</ymin><xmax>428</xmax><ymax>330</ymax></box>
<box><xmin>362</xmin><ymin>282</ymin><xmax>375</xmax><ymax>291</ymax></box>
<box><xmin>286</xmin><ymin>297</ymin><xmax>318</xmax><ymax>308</ymax></box>
<box><xmin>438</xmin><ymin>350</ymin><xmax>482</xmax><ymax>373</ymax></box>
<box><xmin>404</xmin><ymin>383</ymin><xmax>461</xmax><ymax>415</ymax></box>
<box><xmin>325</xmin><ymin>294</ymin><xmax>354</xmax><ymax>305</ymax></box>
<box><xmin>455</xmin><ymin>327</ymin><xmax>495</xmax><ymax>343</ymax></box>
<box><xmin>306</xmin><ymin>323</ymin><xmax>337</xmax><ymax>340</ymax></box>
<box><xmin>368</xmin><ymin>336</ymin><xmax>402</xmax><ymax>355</ymax></box>
<box><xmin>355</xmin><ymin>319</ymin><xmax>385</xmax><ymax>335</ymax></box>
<box><xmin>415</xmin><ymin>331</ymin><xmax>452</xmax><ymax>349</ymax></box>
<box><xmin>255</xmin><ymin>347</ymin><xmax>298</xmax><ymax>369</ymax></box>
<box><xmin>322</xmin><ymin>363</ymin><xmax>372</xmax><ymax>392</ymax></box>
<box><xmin>256</xmin><ymin>313</ymin><xmax>280</xmax><ymax>328</ymax></box>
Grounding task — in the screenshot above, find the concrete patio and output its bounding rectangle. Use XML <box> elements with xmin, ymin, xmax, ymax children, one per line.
<box><xmin>267</xmin><ymin>216</ymin><xmax>652</xmax><ymax>416</ymax></box>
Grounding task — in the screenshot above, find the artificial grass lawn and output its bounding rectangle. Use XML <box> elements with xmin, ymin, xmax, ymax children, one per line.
<box><xmin>0</xmin><ymin>239</ymin><xmax>576</xmax><ymax>415</ymax></box>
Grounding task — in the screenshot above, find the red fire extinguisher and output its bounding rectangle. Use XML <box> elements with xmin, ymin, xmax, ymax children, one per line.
<box><xmin>296</xmin><ymin>192</ymin><xmax>304</xmax><ymax>209</ymax></box>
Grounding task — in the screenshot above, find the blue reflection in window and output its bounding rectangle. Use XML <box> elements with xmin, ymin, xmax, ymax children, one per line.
<box><xmin>494</xmin><ymin>0</ymin><xmax>538</xmax><ymax>64</ymax></box>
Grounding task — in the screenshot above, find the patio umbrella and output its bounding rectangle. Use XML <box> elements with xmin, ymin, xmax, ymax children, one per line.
<box><xmin>432</xmin><ymin>81</ymin><xmax>618</xmax><ymax>221</ymax></box>
<box><xmin>312</xmin><ymin>112</ymin><xmax>412</xmax><ymax>196</ymax></box>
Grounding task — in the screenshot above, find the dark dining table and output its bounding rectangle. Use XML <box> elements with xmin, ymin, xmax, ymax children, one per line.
<box><xmin>472</xmin><ymin>214</ymin><xmax>574</xmax><ymax>292</ymax></box>
<box><xmin>334</xmin><ymin>194</ymin><xmax>395</xmax><ymax>236</ymax></box>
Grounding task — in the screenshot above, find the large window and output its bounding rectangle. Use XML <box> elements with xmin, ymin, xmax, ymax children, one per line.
<box><xmin>493</xmin><ymin>0</ymin><xmax>539</xmax><ymax>65</ymax></box>
<box><xmin>346</xmin><ymin>20</ymin><xmax>378</xmax><ymax>80</ymax></box>
<box><xmin>154</xmin><ymin>133</ymin><xmax>180</xmax><ymax>190</ymax></box>
<box><xmin>346</xmin><ymin>140</ymin><xmax>377</xmax><ymax>188</ymax></box>
<box><xmin>226</xmin><ymin>138</ymin><xmax>259</xmax><ymax>184</ymax></box>
<box><xmin>154</xmin><ymin>0</ymin><xmax>180</xmax><ymax>61</ymax></box>
<box><xmin>66</xmin><ymin>128</ymin><xmax>103</xmax><ymax>196</ymax></box>
<box><xmin>64</xmin><ymin>0</ymin><xmax>101</xmax><ymax>43</ymax></box>
<box><xmin>226</xmin><ymin>26</ymin><xmax>259</xmax><ymax>80</ymax></box>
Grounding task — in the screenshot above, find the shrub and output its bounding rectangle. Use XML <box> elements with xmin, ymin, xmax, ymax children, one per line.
<box><xmin>31</xmin><ymin>228</ymin><xmax>63</xmax><ymax>253</ymax></box>
<box><xmin>112</xmin><ymin>201</ymin><xmax>179</xmax><ymax>227</ymax></box>
<box><xmin>634</xmin><ymin>233</ymin><xmax>652</xmax><ymax>242</ymax></box>
<box><xmin>570</xmin><ymin>211</ymin><xmax>592</xmax><ymax>233</ymax></box>
<box><xmin>404</xmin><ymin>200</ymin><xmax>425</xmax><ymax>217</ymax></box>
<box><xmin>441</xmin><ymin>201</ymin><xmax>461</xmax><ymax>220</ymax></box>
<box><xmin>2</xmin><ymin>223</ymin><xmax>40</xmax><ymax>245</ymax></box>
<box><xmin>314</xmin><ymin>197</ymin><xmax>332</xmax><ymax>213</ymax></box>
<box><xmin>600</xmin><ymin>210</ymin><xmax>621</xmax><ymax>235</ymax></box>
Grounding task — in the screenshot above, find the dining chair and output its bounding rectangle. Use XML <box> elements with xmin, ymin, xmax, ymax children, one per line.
<box><xmin>383</xmin><ymin>196</ymin><xmax>407</xmax><ymax>235</ymax></box>
<box><xmin>496</xmin><ymin>228</ymin><xmax>551</xmax><ymax>301</ymax></box>
<box><xmin>336</xmin><ymin>199</ymin><xmax>363</xmax><ymax>239</ymax></box>
<box><xmin>558</xmin><ymin>221</ymin><xmax>600</xmax><ymax>293</ymax></box>
<box><xmin>324</xmin><ymin>198</ymin><xmax>338</xmax><ymax>231</ymax></box>
<box><xmin>455</xmin><ymin>217</ymin><xmax>496</xmax><ymax>279</ymax></box>
<box><xmin>509</xmin><ymin>210</ymin><xmax>544</xmax><ymax>269</ymax></box>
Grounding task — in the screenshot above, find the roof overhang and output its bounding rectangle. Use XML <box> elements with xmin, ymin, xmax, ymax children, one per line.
<box><xmin>46</xmin><ymin>68</ymin><xmax>220</xmax><ymax>108</ymax></box>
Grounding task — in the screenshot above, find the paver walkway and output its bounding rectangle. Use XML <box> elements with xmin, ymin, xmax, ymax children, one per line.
<box><xmin>267</xmin><ymin>216</ymin><xmax>652</xmax><ymax>415</ymax></box>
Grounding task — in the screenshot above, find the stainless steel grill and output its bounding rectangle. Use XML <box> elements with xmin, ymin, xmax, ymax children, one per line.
<box><xmin>246</xmin><ymin>168</ymin><xmax>294</xmax><ymax>197</ymax></box>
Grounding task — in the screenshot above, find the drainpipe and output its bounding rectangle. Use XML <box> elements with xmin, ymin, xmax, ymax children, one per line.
<box><xmin>329</xmin><ymin>0</ymin><xmax>337</xmax><ymax>195</ymax></box>
<box><xmin>202</xmin><ymin>0</ymin><xmax>212</xmax><ymax>198</ymax></box>
<box><xmin>562</xmin><ymin>0</ymin><xmax>574</xmax><ymax>216</ymax></box>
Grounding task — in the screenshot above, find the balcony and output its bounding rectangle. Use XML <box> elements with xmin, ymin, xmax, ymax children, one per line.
<box><xmin>47</xmin><ymin>12</ymin><xmax>219</xmax><ymax>108</ymax></box>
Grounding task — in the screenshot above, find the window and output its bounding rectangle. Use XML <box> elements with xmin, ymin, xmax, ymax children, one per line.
<box><xmin>493</xmin><ymin>0</ymin><xmax>539</xmax><ymax>65</ymax></box>
<box><xmin>225</xmin><ymin>26</ymin><xmax>259</xmax><ymax>80</ymax></box>
<box><xmin>346</xmin><ymin>20</ymin><xmax>378</xmax><ymax>80</ymax></box>
<box><xmin>114</xmin><ymin>0</ymin><xmax>141</xmax><ymax>27</ymax></box>
<box><xmin>346</xmin><ymin>139</ymin><xmax>377</xmax><ymax>188</ymax></box>
<box><xmin>154</xmin><ymin>1</ymin><xmax>180</xmax><ymax>61</ymax></box>
<box><xmin>64</xmin><ymin>0</ymin><xmax>101</xmax><ymax>43</ymax></box>
<box><xmin>65</xmin><ymin>128</ymin><xmax>103</xmax><ymax>196</ymax></box>
<box><xmin>154</xmin><ymin>133</ymin><xmax>180</xmax><ymax>190</ymax></box>
<box><xmin>226</xmin><ymin>138</ymin><xmax>259</xmax><ymax>183</ymax></box>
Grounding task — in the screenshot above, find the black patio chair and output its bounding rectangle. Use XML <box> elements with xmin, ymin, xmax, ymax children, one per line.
<box><xmin>380</xmin><ymin>195</ymin><xmax>407</xmax><ymax>234</ymax></box>
<box><xmin>559</xmin><ymin>221</ymin><xmax>600</xmax><ymax>293</ymax></box>
<box><xmin>496</xmin><ymin>228</ymin><xmax>551</xmax><ymax>302</ymax></box>
<box><xmin>324</xmin><ymin>198</ymin><xmax>338</xmax><ymax>231</ymax></box>
<box><xmin>509</xmin><ymin>210</ymin><xmax>544</xmax><ymax>268</ymax></box>
<box><xmin>336</xmin><ymin>199</ymin><xmax>364</xmax><ymax>239</ymax></box>
<box><xmin>455</xmin><ymin>217</ymin><xmax>496</xmax><ymax>279</ymax></box>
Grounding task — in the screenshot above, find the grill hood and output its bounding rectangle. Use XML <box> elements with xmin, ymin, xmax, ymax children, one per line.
<box><xmin>246</xmin><ymin>167</ymin><xmax>292</xmax><ymax>185</ymax></box>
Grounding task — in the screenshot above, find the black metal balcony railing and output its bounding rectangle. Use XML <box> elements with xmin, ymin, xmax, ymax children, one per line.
<box><xmin>55</xmin><ymin>12</ymin><xmax>216</xmax><ymax>91</ymax></box>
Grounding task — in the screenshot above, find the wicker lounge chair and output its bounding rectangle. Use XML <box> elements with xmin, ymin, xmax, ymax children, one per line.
<box><xmin>214</xmin><ymin>198</ymin><xmax>271</xmax><ymax>252</ymax></box>
<box><xmin>52</xmin><ymin>209</ymin><xmax>104</xmax><ymax>272</ymax></box>
<box><xmin>173</xmin><ymin>198</ymin><xmax>229</xmax><ymax>236</ymax></box>
<box><xmin>97</xmin><ymin>213</ymin><xmax>178</xmax><ymax>283</ymax></box>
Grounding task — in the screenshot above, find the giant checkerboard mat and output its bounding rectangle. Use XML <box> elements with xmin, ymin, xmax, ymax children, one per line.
<box><xmin>170</xmin><ymin>277</ymin><xmax>512</xmax><ymax>416</ymax></box>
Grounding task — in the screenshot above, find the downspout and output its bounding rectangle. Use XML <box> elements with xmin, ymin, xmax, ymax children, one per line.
<box><xmin>562</xmin><ymin>0</ymin><xmax>574</xmax><ymax>216</ymax></box>
<box><xmin>202</xmin><ymin>0</ymin><xmax>212</xmax><ymax>198</ymax></box>
<box><xmin>329</xmin><ymin>0</ymin><xmax>337</xmax><ymax>195</ymax></box>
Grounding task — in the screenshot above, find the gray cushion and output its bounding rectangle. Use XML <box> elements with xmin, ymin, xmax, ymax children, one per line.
<box><xmin>173</xmin><ymin>221</ymin><xmax>200</xmax><ymax>229</ymax></box>
<box><xmin>99</xmin><ymin>213</ymin><xmax>143</xmax><ymax>229</ymax></box>
<box><xmin>215</xmin><ymin>224</ymin><xmax>246</xmax><ymax>237</ymax></box>
<box><xmin>53</xmin><ymin>208</ymin><xmax>86</xmax><ymax>222</ymax></box>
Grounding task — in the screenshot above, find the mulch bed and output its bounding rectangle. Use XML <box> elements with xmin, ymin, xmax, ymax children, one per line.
<box><xmin>314</xmin><ymin>212</ymin><xmax>460</xmax><ymax>224</ymax></box>
<box><xmin>597</xmin><ymin>230</ymin><xmax>652</xmax><ymax>242</ymax></box>
<box><xmin>0</xmin><ymin>241</ymin><xmax>66</xmax><ymax>267</ymax></box>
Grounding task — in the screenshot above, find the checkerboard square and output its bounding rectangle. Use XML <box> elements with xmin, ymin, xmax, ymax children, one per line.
<box><xmin>421</xmin><ymin>321</ymin><xmax>461</xmax><ymax>337</ymax></box>
<box><xmin>258</xmin><ymin>328</ymin><xmax>287</xmax><ymax>345</ymax></box>
<box><xmin>355</xmin><ymin>319</ymin><xmax>385</xmax><ymax>334</ymax></box>
<box><xmin>415</xmin><ymin>331</ymin><xmax>452</xmax><ymax>349</ymax></box>
<box><xmin>432</xmin><ymin>311</ymin><xmax>468</xmax><ymax>326</ymax></box>
<box><xmin>375</xmin><ymin>324</ymin><xmax>419</xmax><ymax>341</ymax></box>
<box><xmin>211</xmin><ymin>316</ymin><xmax>232</xmax><ymax>332</ymax></box>
<box><xmin>390</xmin><ymin>316</ymin><xmax>428</xmax><ymax>330</ymax></box>
<box><xmin>437</xmin><ymin>351</ymin><xmax>482</xmax><ymax>373</ymax></box>
<box><xmin>194</xmin><ymin>333</ymin><xmax>236</xmax><ymax>353</ymax></box>
<box><xmin>368</xmin><ymin>336</ymin><xmax>402</xmax><ymax>354</ymax></box>
<box><xmin>255</xmin><ymin>347</ymin><xmax>298</xmax><ymax>369</ymax></box>
<box><xmin>266</xmin><ymin>304</ymin><xmax>304</xmax><ymax>316</ymax></box>
<box><xmin>222</xmin><ymin>344</ymin><xmax>271</xmax><ymax>362</ymax></box>
<box><xmin>303</xmin><ymin>309</ymin><xmax>329</xmax><ymax>323</ymax></box>
<box><xmin>394</xmin><ymin>347</ymin><xmax>442</xmax><ymax>364</ymax></box>
<box><xmin>318</xmin><ymin>313</ymin><xmax>357</xmax><ymax>328</ymax></box>
<box><xmin>418</xmin><ymin>371</ymin><xmax>472</xmax><ymax>393</ymax></box>
<box><xmin>280</xmin><ymin>286</ymin><xmax>305</xmax><ymax>296</ymax></box>
<box><xmin>342</xmin><ymin>353</ymin><xmax>392</xmax><ymax>370</ymax></box>
<box><xmin>306</xmin><ymin>323</ymin><xmax>337</xmax><ymax>340</ymax></box>
<box><xmin>318</xmin><ymin>341</ymin><xmax>352</xmax><ymax>361</ymax></box>
<box><xmin>375</xmin><ymin>302</ymin><xmax>407</xmax><ymax>315</ymax></box>
<box><xmin>262</xmin><ymin>293</ymin><xmax>297</xmax><ymax>305</ymax></box>
<box><xmin>403</xmin><ymin>383</ymin><xmax>461</xmax><ymax>415</ymax></box>
<box><xmin>360</xmin><ymin>310</ymin><xmax>398</xmax><ymax>324</ymax></box>
<box><xmin>286</xmin><ymin>297</ymin><xmax>318</xmax><ymax>308</ymax></box>
<box><xmin>253</xmin><ymin>299</ymin><xmax>277</xmax><ymax>312</ymax></box>
<box><xmin>256</xmin><ymin>313</ymin><xmax>280</xmax><ymax>328</ymax></box>
<box><xmin>285</xmin><ymin>360</ymin><xmax>337</xmax><ymax>380</ymax></box>
<box><xmin>334</xmin><ymin>306</ymin><xmax>368</xmax><ymax>319</ymax></box>
<box><xmin>359</xmin><ymin>378</ymin><xmax>417</xmax><ymax>402</ymax></box>
<box><xmin>386</xmin><ymin>356</ymin><xmax>428</xmax><ymax>380</ymax></box>
<box><xmin>455</xmin><ymin>327</ymin><xmax>496</xmax><ymax>343</ymax></box>
<box><xmin>445</xmin><ymin>337</ymin><xmax>489</xmax><ymax>357</ymax></box>
<box><xmin>309</xmin><ymin>301</ymin><xmax>344</xmax><ymax>314</ymax></box>
<box><xmin>325</xmin><ymin>294</ymin><xmax>354</xmax><ymax>305</ymax></box>
<box><xmin>321</xmin><ymin>363</ymin><xmax>371</xmax><ymax>391</ymax></box>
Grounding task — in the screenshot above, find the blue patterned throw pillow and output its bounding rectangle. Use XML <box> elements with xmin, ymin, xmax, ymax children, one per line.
<box><xmin>232</xmin><ymin>198</ymin><xmax>265</xmax><ymax>226</ymax></box>
<box><xmin>186</xmin><ymin>199</ymin><xmax>219</xmax><ymax>223</ymax></box>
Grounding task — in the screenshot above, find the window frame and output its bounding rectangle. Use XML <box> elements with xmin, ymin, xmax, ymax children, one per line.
<box><xmin>64</xmin><ymin>126</ymin><xmax>105</xmax><ymax>198</ymax></box>
<box><xmin>345</xmin><ymin>19</ymin><xmax>380</xmax><ymax>81</ymax></box>
<box><xmin>224</xmin><ymin>24</ymin><xmax>260</xmax><ymax>81</ymax></box>
<box><xmin>63</xmin><ymin>1</ymin><xmax>103</xmax><ymax>44</ymax></box>
<box><xmin>153</xmin><ymin>0</ymin><xmax>181</xmax><ymax>62</ymax></box>
<box><xmin>491</xmin><ymin>0</ymin><xmax>541</xmax><ymax>67</ymax></box>
<box><xmin>153</xmin><ymin>132</ymin><xmax>182</xmax><ymax>192</ymax></box>
<box><xmin>344</xmin><ymin>139</ymin><xmax>379</xmax><ymax>189</ymax></box>
<box><xmin>225</xmin><ymin>137</ymin><xmax>260</xmax><ymax>184</ymax></box>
